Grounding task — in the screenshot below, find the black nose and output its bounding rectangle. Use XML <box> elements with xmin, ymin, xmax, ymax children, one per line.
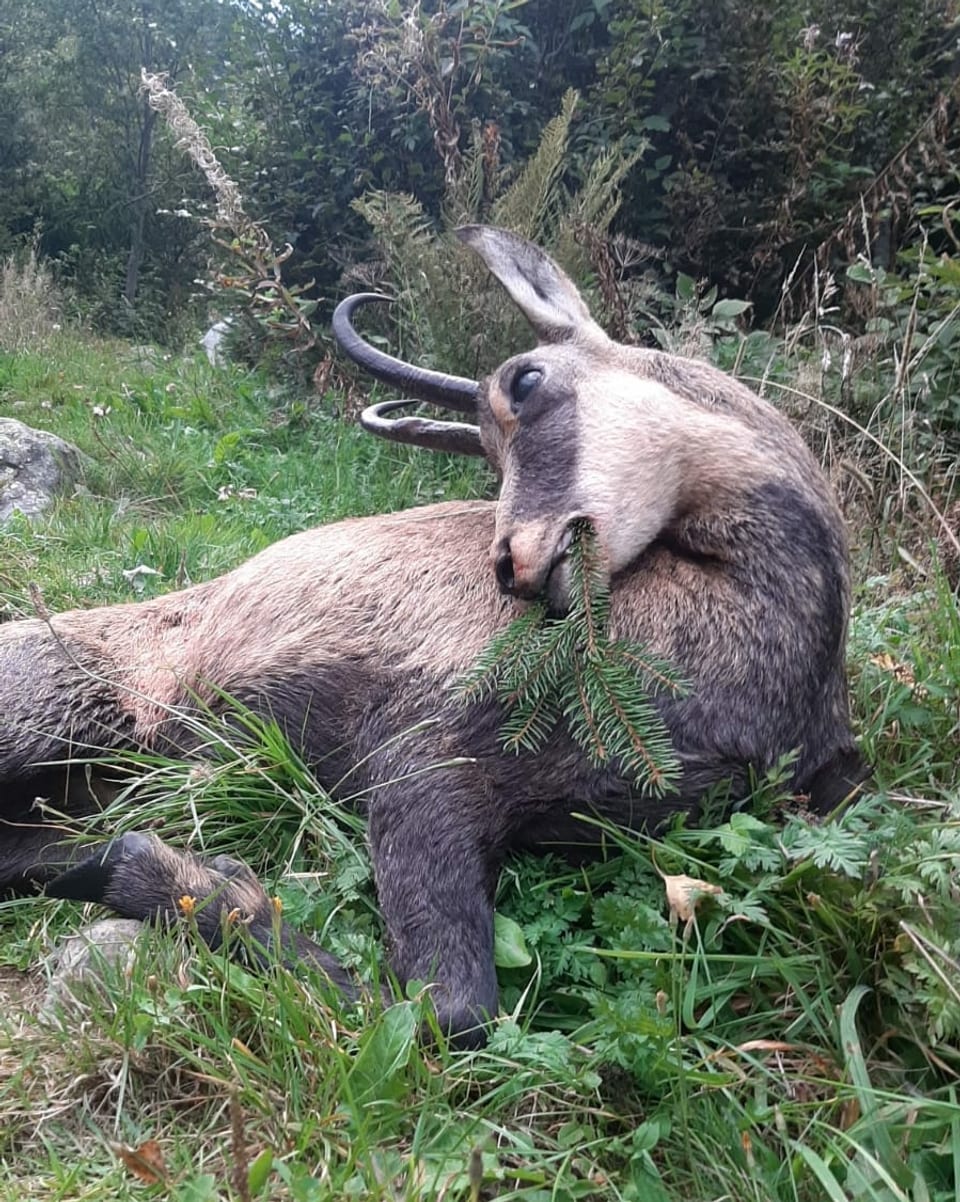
<box><xmin>495</xmin><ymin>548</ymin><xmax>515</xmax><ymax>594</ymax></box>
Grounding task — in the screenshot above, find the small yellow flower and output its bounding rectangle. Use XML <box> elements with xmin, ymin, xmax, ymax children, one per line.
<box><xmin>178</xmin><ymin>894</ymin><xmax>197</xmax><ymax>917</ymax></box>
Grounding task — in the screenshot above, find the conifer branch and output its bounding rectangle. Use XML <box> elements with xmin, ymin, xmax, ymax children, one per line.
<box><xmin>568</xmin><ymin>656</ymin><xmax>607</xmax><ymax>764</ymax></box>
<box><xmin>590</xmin><ymin>660</ymin><xmax>664</xmax><ymax>788</ymax></box>
<box><xmin>614</xmin><ymin>645</ymin><xmax>682</xmax><ymax>695</ymax></box>
<box><xmin>458</xmin><ymin>522</ymin><xmax>685</xmax><ymax>795</ymax></box>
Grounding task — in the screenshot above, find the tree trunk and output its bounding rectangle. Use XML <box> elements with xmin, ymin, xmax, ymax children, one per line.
<box><xmin>123</xmin><ymin>100</ymin><xmax>156</xmax><ymax>310</ymax></box>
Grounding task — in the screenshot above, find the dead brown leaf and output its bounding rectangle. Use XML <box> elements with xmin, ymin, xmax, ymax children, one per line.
<box><xmin>109</xmin><ymin>1138</ymin><xmax>167</xmax><ymax>1185</ymax></box>
<box><xmin>661</xmin><ymin>872</ymin><xmax>724</xmax><ymax>924</ymax></box>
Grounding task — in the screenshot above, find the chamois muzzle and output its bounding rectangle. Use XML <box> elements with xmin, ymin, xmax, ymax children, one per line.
<box><xmin>494</xmin><ymin>523</ymin><xmax>577</xmax><ymax>602</ymax></box>
<box><xmin>332</xmin><ymin>294</ymin><xmax>485</xmax><ymax>457</ymax></box>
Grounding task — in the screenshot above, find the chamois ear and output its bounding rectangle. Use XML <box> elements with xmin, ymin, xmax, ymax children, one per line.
<box><xmin>456</xmin><ymin>225</ymin><xmax>609</xmax><ymax>347</ymax></box>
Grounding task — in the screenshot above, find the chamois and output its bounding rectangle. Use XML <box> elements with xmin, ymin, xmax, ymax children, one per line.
<box><xmin>0</xmin><ymin>227</ymin><xmax>864</xmax><ymax>1045</ymax></box>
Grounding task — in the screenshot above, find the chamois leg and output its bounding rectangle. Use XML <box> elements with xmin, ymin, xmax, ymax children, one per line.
<box><xmin>0</xmin><ymin>815</ymin><xmax>88</xmax><ymax>890</ymax></box>
<box><xmin>46</xmin><ymin>821</ymin><xmax>499</xmax><ymax>1047</ymax></box>
<box><xmin>0</xmin><ymin>764</ymin><xmax>129</xmax><ymax>891</ymax></box>
<box><xmin>370</xmin><ymin>820</ymin><xmax>498</xmax><ymax>1049</ymax></box>
<box><xmin>45</xmin><ymin>833</ymin><xmax>359</xmax><ymax>996</ymax></box>
<box><xmin>0</xmin><ymin>621</ymin><xmax>135</xmax><ymax>778</ymax></box>
<box><xmin>365</xmin><ymin>767</ymin><xmax>503</xmax><ymax>1049</ymax></box>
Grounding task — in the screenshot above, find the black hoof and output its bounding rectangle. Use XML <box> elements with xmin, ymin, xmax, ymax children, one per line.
<box><xmin>46</xmin><ymin>833</ymin><xmax>155</xmax><ymax>904</ymax></box>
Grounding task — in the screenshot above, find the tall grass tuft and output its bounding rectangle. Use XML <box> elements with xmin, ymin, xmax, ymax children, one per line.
<box><xmin>0</xmin><ymin>242</ymin><xmax>62</xmax><ymax>353</ymax></box>
<box><xmin>352</xmin><ymin>90</ymin><xmax>640</xmax><ymax>379</ymax></box>
<box><xmin>140</xmin><ymin>71</ymin><xmax>318</xmax><ymax>360</ymax></box>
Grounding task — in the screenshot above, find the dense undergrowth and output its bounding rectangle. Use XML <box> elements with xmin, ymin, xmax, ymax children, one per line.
<box><xmin>0</xmin><ymin>322</ymin><xmax>958</xmax><ymax>1202</ymax></box>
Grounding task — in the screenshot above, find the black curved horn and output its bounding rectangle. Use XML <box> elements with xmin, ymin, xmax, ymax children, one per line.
<box><xmin>332</xmin><ymin>294</ymin><xmax>479</xmax><ymax>415</ymax></box>
<box><xmin>360</xmin><ymin>400</ymin><xmax>484</xmax><ymax>457</ymax></box>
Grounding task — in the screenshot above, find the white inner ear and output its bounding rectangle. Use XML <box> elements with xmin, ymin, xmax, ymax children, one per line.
<box><xmin>458</xmin><ymin>225</ymin><xmax>608</xmax><ymax>346</ymax></box>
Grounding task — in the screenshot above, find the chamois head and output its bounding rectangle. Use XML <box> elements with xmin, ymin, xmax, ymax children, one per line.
<box><xmin>334</xmin><ymin>226</ymin><xmax>811</xmax><ymax>610</ymax></box>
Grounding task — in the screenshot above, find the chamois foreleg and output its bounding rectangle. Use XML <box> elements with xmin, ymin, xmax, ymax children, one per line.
<box><xmin>356</xmin><ymin>721</ymin><xmax>510</xmax><ymax>1049</ymax></box>
<box><xmin>46</xmin><ymin>832</ymin><xmax>359</xmax><ymax>996</ymax></box>
<box><xmin>368</xmin><ymin>802</ymin><xmax>499</xmax><ymax>1048</ymax></box>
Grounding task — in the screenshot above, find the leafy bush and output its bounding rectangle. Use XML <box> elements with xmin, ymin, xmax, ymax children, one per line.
<box><xmin>844</xmin><ymin>243</ymin><xmax>960</xmax><ymax>451</ymax></box>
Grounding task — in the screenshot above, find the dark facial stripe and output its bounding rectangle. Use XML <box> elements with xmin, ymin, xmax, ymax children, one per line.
<box><xmin>509</xmin><ymin>380</ymin><xmax>582</xmax><ymax>519</ymax></box>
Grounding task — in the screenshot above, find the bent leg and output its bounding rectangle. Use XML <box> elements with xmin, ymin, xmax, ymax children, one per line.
<box><xmin>364</xmin><ymin>755</ymin><xmax>505</xmax><ymax>1048</ymax></box>
<box><xmin>46</xmin><ymin>833</ymin><xmax>359</xmax><ymax>997</ymax></box>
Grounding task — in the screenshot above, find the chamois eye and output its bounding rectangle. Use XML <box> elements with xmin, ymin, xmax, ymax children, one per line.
<box><xmin>511</xmin><ymin>368</ymin><xmax>542</xmax><ymax>409</ymax></box>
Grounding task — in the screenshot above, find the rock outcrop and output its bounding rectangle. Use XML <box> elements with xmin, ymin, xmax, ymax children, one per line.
<box><xmin>0</xmin><ymin>417</ymin><xmax>84</xmax><ymax>522</ymax></box>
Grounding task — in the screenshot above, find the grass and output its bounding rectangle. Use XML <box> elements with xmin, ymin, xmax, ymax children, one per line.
<box><xmin>0</xmin><ymin>333</ymin><xmax>488</xmax><ymax>615</ymax></box>
<box><xmin>0</xmin><ymin>243</ymin><xmax>62</xmax><ymax>353</ymax></box>
<box><xmin>0</xmin><ymin>322</ymin><xmax>959</xmax><ymax>1202</ymax></box>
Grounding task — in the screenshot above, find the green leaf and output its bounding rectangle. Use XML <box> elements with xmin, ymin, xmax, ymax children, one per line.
<box><xmin>171</xmin><ymin>1176</ymin><xmax>220</xmax><ymax>1202</ymax></box>
<box><xmin>839</xmin><ymin>985</ymin><xmax>911</xmax><ymax>1189</ymax></box>
<box><xmin>845</xmin><ymin>262</ymin><xmax>876</xmax><ymax>284</ymax></box>
<box><xmin>247</xmin><ymin>1148</ymin><xmax>274</xmax><ymax>1196</ymax></box>
<box><xmin>711</xmin><ymin>298</ymin><xmax>751</xmax><ymax>319</ymax></box>
<box><xmin>717</xmin><ymin>812</ymin><xmax>769</xmax><ymax>857</ymax></box>
<box><xmin>346</xmin><ymin>1002</ymin><xmax>417</xmax><ymax>1104</ymax></box>
<box><xmin>792</xmin><ymin>1144</ymin><xmax>849</xmax><ymax>1202</ymax></box>
<box><xmin>494</xmin><ymin>912</ymin><xmax>533</xmax><ymax>967</ymax></box>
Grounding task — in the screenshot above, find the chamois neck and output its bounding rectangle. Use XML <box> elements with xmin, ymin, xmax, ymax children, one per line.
<box><xmin>666</xmin><ymin>408</ymin><xmax>832</xmax><ymax>572</ymax></box>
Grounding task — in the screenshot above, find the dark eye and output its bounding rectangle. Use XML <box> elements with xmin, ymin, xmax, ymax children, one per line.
<box><xmin>511</xmin><ymin>368</ymin><xmax>542</xmax><ymax>410</ymax></box>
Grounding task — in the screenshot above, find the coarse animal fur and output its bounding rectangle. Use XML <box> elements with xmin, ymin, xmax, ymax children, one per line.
<box><xmin>0</xmin><ymin>227</ymin><xmax>864</xmax><ymax>1046</ymax></box>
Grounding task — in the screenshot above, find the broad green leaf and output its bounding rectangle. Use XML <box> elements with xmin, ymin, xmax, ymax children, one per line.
<box><xmin>712</xmin><ymin>298</ymin><xmax>751</xmax><ymax>319</ymax></box>
<box><xmin>247</xmin><ymin>1148</ymin><xmax>274</xmax><ymax>1196</ymax></box>
<box><xmin>494</xmin><ymin>912</ymin><xmax>533</xmax><ymax>967</ymax></box>
<box><xmin>346</xmin><ymin>1001</ymin><xmax>417</xmax><ymax>1104</ymax></box>
<box><xmin>845</xmin><ymin>263</ymin><xmax>877</xmax><ymax>284</ymax></box>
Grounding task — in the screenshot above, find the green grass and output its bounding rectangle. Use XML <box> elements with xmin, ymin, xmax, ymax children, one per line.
<box><xmin>1</xmin><ymin>328</ymin><xmax>959</xmax><ymax>1201</ymax></box>
<box><xmin>0</xmin><ymin>333</ymin><xmax>489</xmax><ymax>615</ymax></box>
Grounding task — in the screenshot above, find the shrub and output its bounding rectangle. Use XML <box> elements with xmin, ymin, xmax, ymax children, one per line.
<box><xmin>352</xmin><ymin>90</ymin><xmax>640</xmax><ymax>376</ymax></box>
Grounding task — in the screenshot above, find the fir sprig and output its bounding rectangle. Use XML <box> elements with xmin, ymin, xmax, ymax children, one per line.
<box><xmin>459</xmin><ymin>522</ymin><xmax>684</xmax><ymax>796</ymax></box>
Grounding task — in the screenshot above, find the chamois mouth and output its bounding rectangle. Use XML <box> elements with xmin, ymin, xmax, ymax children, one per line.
<box><xmin>495</xmin><ymin>519</ymin><xmax>586</xmax><ymax>601</ymax></box>
<box><xmin>539</xmin><ymin>522</ymin><xmax>583</xmax><ymax>607</ymax></box>
<box><xmin>550</xmin><ymin>515</ymin><xmax>595</xmax><ymax>573</ymax></box>
<box><xmin>543</xmin><ymin>517</ymin><xmax>599</xmax><ymax>610</ymax></box>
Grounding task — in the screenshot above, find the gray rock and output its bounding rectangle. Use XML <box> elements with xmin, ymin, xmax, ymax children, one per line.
<box><xmin>40</xmin><ymin>918</ymin><xmax>145</xmax><ymax>1024</ymax></box>
<box><xmin>200</xmin><ymin>318</ymin><xmax>234</xmax><ymax>367</ymax></box>
<box><xmin>0</xmin><ymin>417</ymin><xmax>84</xmax><ymax>522</ymax></box>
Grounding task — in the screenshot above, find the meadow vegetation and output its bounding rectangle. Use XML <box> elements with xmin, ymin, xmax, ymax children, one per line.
<box><xmin>0</xmin><ymin>241</ymin><xmax>958</xmax><ymax>1202</ymax></box>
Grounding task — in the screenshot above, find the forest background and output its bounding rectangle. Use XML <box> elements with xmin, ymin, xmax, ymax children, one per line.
<box><xmin>0</xmin><ymin>0</ymin><xmax>957</xmax><ymax>367</ymax></box>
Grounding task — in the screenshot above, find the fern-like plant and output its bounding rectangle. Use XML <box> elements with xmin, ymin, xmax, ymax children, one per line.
<box><xmin>350</xmin><ymin>90</ymin><xmax>641</xmax><ymax>378</ymax></box>
<box><xmin>459</xmin><ymin>523</ymin><xmax>683</xmax><ymax>796</ymax></box>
